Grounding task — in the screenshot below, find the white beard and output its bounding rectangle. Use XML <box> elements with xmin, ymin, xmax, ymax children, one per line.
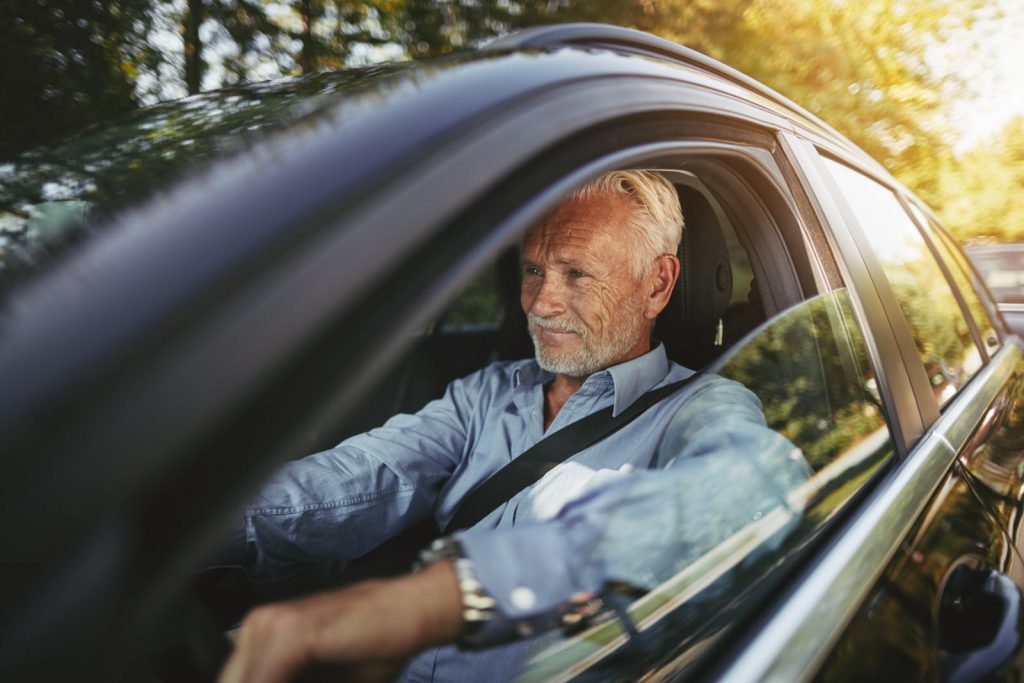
<box><xmin>528</xmin><ymin>295</ymin><xmax>648</xmax><ymax>377</ymax></box>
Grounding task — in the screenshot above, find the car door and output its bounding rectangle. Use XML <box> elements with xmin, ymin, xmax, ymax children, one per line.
<box><xmin>516</xmin><ymin>125</ymin><xmax>1024</xmax><ymax>683</ymax></box>
<box><xmin>0</xmin><ymin>58</ymin><xmax>868</xmax><ymax>681</ymax></box>
<box><xmin>704</xmin><ymin>135</ymin><xmax>1024</xmax><ymax>683</ymax></box>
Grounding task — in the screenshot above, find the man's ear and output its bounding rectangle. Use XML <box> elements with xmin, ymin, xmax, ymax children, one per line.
<box><xmin>644</xmin><ymin>253</ymin><xmax>680</xmax><ymax>320</ymax></box>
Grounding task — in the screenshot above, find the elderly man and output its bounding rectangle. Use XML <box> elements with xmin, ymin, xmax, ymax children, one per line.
<box><xmin>218</xmin><ymin>170</ymin><xmax>805</xmax><ymax>683</ymax></box>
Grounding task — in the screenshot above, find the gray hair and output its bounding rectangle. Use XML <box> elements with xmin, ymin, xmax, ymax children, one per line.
<box><xmin>569</xmin><ymin>170</ymin><xmax>684</xmax><ymax>277</ymax></box>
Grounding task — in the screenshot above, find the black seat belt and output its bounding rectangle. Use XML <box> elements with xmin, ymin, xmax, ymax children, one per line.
<box><xmin>443</xmin><ymin>371</ymin><xmax>702</xmax><ymax>534</ymax></box>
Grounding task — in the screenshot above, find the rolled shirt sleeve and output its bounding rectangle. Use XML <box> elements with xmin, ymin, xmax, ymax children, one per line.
<box><xmin>233</xmin><ymin>369</ymin><xmax>489</xmax><ymax>578</ymax></box>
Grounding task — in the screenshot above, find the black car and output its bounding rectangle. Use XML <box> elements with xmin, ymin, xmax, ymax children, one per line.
<box><xmin>2</xmin><ymin>23</ymin><xmax>1022</xmax><ymax>683</ymax></box>
<box><xmin>967</xmin><ymin>243</ymin><xmax>1024</xmax><ymax>338</ymax></box>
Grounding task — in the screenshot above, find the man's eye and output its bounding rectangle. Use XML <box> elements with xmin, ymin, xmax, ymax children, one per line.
<box><xmin>569</xmin><ymin>270</ymin><xmax>586</xmax><ymax>279</ymax></box>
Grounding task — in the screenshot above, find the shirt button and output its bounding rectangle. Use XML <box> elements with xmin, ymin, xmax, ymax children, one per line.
<box><xmin>510</xmin><ymin>586</ymin><xmax>537</xmax><ymax>610</ymax></box>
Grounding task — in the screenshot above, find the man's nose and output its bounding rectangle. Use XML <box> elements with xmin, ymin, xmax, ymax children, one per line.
<box><xmin>525</xmin><ymin>276</ymin><xmax>567</xmax><ymax>318</ymax></box>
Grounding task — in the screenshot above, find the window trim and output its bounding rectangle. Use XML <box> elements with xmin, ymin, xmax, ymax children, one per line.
<box><xmin>899</xmin><ymin>195</ymin><xmax>991</xmax><ymax>368</ymax></box>
<box><xmin>451</xmin><ymin>123</ymin><xmax>828</xmax><ymax>682</ymax></box>
<box><xmin>779</xmin><ymin>134</ymin><xmax>925</xmax><ymax>455</ymax></box>
<box><xmin>915</xmin><ymin>199</ymin><xmax>1009</xmax><ymax>345</ymax></box>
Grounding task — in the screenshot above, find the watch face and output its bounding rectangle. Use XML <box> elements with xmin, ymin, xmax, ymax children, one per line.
<box><xmin>418</xmin><ymin>537</ymin><xmax>463</xmax><ymax>568</ymax></box>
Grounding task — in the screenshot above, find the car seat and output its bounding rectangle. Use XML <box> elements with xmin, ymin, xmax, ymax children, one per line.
<box><xmin>657</xmin><ymin>185</ymin><xmax>736</xmax><ymax>369</ymax></box>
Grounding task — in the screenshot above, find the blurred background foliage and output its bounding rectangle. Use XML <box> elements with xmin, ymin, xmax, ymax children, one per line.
<box><xmin>1</xmin><ymin>0</ymin><xmax>1020</xmax><ymax>241</ymax></box>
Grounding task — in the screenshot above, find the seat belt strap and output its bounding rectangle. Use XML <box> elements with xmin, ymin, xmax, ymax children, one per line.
<box><xmin>442</xmin><ymin>371</ymin><xmax>702</xmax><ymax>534</ymax></box>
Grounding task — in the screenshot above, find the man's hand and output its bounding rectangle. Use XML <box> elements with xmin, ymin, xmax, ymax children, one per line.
<box><xmin>218</xmin><ymin>560</ymin><xmax>463</xmax><ymax>683</ymax></box>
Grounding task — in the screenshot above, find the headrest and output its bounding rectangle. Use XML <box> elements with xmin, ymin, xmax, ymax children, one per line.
<box><xmin>657</xmin><ymin>185</ymin><xmax>733</xmax><ymax>367</ymax></box>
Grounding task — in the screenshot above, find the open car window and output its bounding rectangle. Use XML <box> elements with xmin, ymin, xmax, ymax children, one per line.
<box><xmin>517</xmin><ymin>289</ymin><xmax>893</xmax><ymax>681</ymax></box>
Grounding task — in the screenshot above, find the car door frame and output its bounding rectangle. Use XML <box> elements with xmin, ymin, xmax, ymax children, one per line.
<box><xmin>0</xmin><ymin>65</ymin><xmax>852</xmax><ymax>681</ymax></box>
<box><xmin>702</xmin><ymin>130</ymin><xmax>1024</xmax><ymax>683</ymax></box>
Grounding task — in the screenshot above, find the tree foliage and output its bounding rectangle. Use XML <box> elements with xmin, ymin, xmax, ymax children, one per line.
<box><xmin>933</xmin><ymin>116</ymin><xmax>1024</xmax><ymax>242</ymax></box>
<box><xmin>1</xmin><ymin>0</ymin><xmax>1001</xmax><ymax>241</ymax></box>
<box><xmin>0</xmin><ymin>0</ymin><xmax>161</xmax><ymax>160</ymax></box>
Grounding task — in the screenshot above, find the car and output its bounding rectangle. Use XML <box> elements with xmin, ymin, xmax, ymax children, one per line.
<box><xmin>966</xmin><ymin>243</ymin><xmax>1024</xmax><ymax>337</ymax></box>
<box><xmin>1</xmin><ymin>22</ymin><xmax>1022</xmax><ymax>683</ymax></box>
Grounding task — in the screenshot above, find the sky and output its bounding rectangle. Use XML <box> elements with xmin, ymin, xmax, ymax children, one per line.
<box><xmin>942</xmin><ymin>0</ymin><xmax>1024</xmax><ymax>150</ymax></box>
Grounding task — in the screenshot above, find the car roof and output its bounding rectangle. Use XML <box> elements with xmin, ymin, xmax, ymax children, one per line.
<box><xmin>490</xmin><ymin>25</ymin><xmax>840</xmax><ymax>136</ymax></box>
<box><xmin>1</xmin><ymin>23</ymin><xmax>893</xmax><ymax>303</ymax></box>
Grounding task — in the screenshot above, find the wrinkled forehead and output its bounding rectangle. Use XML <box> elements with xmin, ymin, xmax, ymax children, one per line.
<box><xmin>523</xmin><ymin>192</ymin><xmax>636</xmax><ymax>259</ymax></box>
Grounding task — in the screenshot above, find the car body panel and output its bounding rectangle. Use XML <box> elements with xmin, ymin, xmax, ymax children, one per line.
<box><xmin>817</xmin><ymin>349</ymin><xmax>1024</xmax><ymax>682</ymax></box>
<box><xmin>0</xmin><ymin>70</ymin><xmax>816</xmax><ymax>680</ymax></box>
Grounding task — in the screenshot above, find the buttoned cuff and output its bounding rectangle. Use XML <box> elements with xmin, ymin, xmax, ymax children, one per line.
<box><xmin>457</xmin><ymin>517</ymin><xmax>607</xmax><ymax>646</ymax></box>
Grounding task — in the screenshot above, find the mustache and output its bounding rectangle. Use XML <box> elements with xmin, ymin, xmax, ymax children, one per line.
<box><xmin>527</xmin><ymin>313</ymin><xmax>586</xmax><ymax>337</ymax></box>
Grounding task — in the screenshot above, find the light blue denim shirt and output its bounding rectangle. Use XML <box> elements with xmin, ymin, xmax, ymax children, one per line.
<box><xmin>237</xmin><ymin>343</ymin><xmax>805</xmax><ymax>681</ymax></box>
<box><xmin>240</xmin><ymin>343</ymin><xmax>691</xmax><ymax>575</ymax></box>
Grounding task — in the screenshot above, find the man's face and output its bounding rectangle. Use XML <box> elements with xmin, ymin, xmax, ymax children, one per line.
<box><xmin>521</xmin><ymin>192</ymin><xmax>653</xmax><ymax>377</ymax></box>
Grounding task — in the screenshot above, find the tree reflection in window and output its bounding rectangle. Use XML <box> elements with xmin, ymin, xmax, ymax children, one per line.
<box><xmin>0</xmin><ymin>65</ymin><xmax>411</xmax><ymax>299</ymax></box>
<box><xmin>823</xmin><ymin>157</ymin><xmax>982</xmax><ymax>405</ymax></box>
<box><xmin>518</xmin><ymin>289</ymin><xmax>893</xmax><ymax>683</ymax></box>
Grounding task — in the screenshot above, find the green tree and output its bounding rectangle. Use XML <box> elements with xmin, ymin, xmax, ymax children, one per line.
<box><xmin>180</xmin><ymin>0</ymin><xmax>283</xmax><ymax>92</ymax></box>
<box><xmin>277</xmin><ymin>0</ymin><xmax>403</xmax><ymax>71</ymax></box>
<box><xmin>612</xmin><ymin>0</ymin><xmax>980</xmax><ymax>206</ymax></box>
<box><xmin>0</xmin><ymin>0</ymin><xmax>161</xmax><ymax>160</ymax></box>
<box><xmin>934</xmin><ymin>116</ymin><xmax>1024</xmax><ymax>241</ymax></box>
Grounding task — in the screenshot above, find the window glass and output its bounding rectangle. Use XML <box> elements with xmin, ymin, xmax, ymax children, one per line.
<box><xmin>438</xmin><ymin>267</ymin><xmax>503</xmax><ymax>332</ymax></box>
<box><xmin>905</xmin><ymin>202</ymin><xmax>999</xmax><ymax>354</ymax></box>
<box><xmin>518</xmin><ymin>289</ymin><xmax>892</xmax><ymax>682</ymax></box>
<box><xmin>822</xmin><ymin>158</ymin><xmax>982</xmax><ymax>405</ymax></box>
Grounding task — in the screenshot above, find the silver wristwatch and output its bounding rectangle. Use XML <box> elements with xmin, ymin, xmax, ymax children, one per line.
<box><xmin>418</xmin><ymin>536</ymin><xmax>497</xmax><ymax>643</ymax></box>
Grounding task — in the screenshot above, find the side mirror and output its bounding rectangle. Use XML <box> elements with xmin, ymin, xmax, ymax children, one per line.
<box><xmin>939</xmin><ymin>564</ymin><xmax>1024</xmax><ymax>682</ymax></box>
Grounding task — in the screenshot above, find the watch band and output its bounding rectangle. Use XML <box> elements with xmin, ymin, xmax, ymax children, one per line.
<box><xmin>418</xmin><ymin>537</ymin><xmax>640</xmax><ymax>647</ymax></box>
<box><xmin>418</xmin><ymin>536</ymin><xmax>497</xmax><ymax>643</ymax></box>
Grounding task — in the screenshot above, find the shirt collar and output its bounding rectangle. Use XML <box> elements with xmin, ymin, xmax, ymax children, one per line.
<box><xmin>512</xmin><ymin>342</ymin><xmax>671</xmax><ymax>417</ymax></box>
<box><xmin>605</xmin><ymin>342</ymin><xmax>671</xmax><ymax>416</ymax></box>
<box><xmin>512</xmin><ymin>361</ymin><xmax>551</xmax><ymax>390</ymax></box>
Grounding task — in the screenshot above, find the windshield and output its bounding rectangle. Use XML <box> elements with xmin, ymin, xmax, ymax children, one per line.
<box><xmin>0</xmin><ymin>64</ymin><xmax>409</xmax><ymax>299</ymax></box>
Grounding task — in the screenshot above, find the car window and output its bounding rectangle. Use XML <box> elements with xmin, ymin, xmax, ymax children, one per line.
<box><xmin>821</xmin><ymin>158</ymin><xmax>983</xmax><ymax>407</ymax></box>
<box><xmin>518</xmin><ymin>288</ymin><xmax>893</xmax><ymax>682</ymax></box>
<box><xmin>438</xmin><ymin>267</ymin><xmax>504</xmax><ymax>332</ymax></box>
<box><xmin>905</xmin><ymin>202</ymin><xmax>1000</xmax><ymax>355</ymax></box>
